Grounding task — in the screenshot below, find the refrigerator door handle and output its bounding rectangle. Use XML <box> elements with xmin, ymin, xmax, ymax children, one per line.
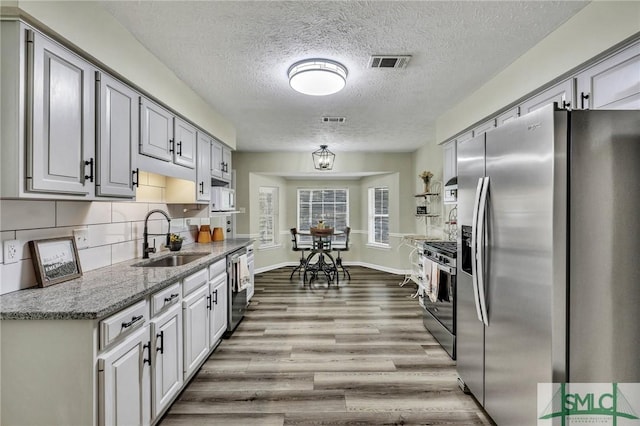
<box><xmin>471</xmin><ymin>177</ymin><xmax>484</xmax><ymax>323</ymax></box>
<box><xmin>477</xmin><ymin>176</ymin><xmax>490</xmax><ymax>326</ymax></box>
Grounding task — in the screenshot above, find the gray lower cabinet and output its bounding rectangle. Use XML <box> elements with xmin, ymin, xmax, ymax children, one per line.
<box><xmin>27</xmin><ymin>28</ymin><xmax>96</xmax><ymax>196</ymax></box>
<box><xmin>98</xmin><ymin>325</ymin><xmax>152</xmax><ymax>426</ymax></box>
<box><xmin>96</xmin><ymin>72</ymin><xmax>139</xmax><ymax>198</ymax></box>
<box><xmin>182</xmin><ymin>283</ymin><xmax>210</xmax><ymax>379</ymax></box>
<box><xmin>576</xmin><ymin>40</ymin><xmax>640</xmax><ymax>110</ymax></box>
<box><xmin>151</xmin><ymin>303</ymin><xmax>183</xmax><ymax>418</ymax></box>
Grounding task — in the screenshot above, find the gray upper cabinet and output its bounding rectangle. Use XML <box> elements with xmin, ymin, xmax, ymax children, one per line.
<box><xmin>140</xmin><ymin>97</ymin><xmax>174</xmax><ymax>162</ymax></box>
<box><xmin>173</xmin><ymin>117</ymin><xmax>197</xmax><ymax>169</ymax></box>
<box><xmin>442</xmin><ymin>140</ymin><xmax>457</xmax><ymax>184</ymax></box>
<box><xmin>196</xmin><ymin>132</ymin><xmax>212</xmax><ymax>202</ymax></box>
<box><xmin>520</xmin><ymin>79</ymin><xmax>574</xmax><ymax>115</ymax></box>
<box><xmin>211</xmin><ymin>141</ymin><xmax>232</xmax><ymax>182</ymax></box>
<box><xmin>472</xmin><ymin>118</ymin><xmax>496</xmax><ymax>136</ymax></box>
<box><xmin>96</xmin><ymin>72</ymin><xmax>139</xmax><ymax>198</ymax></box>
<box><xmin>576</xmin><ymin>41</ymin><xmax>640</xmax><ymax>110</ymax></box>
<box><xmin>27</xmin><ymin>29</ymin><xmax>95</xmax><ymax>196</ymax></box>
<box><xmin>496</xmin><ymin>107</ymin><xmax>520</xmax><ymax>127</ymax></box>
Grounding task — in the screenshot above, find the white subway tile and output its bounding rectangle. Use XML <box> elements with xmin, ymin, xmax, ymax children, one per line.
<box><xmin>112</xmin><ymin>202</ymin><xmax>149</xmax><ymax>223</ymax></box>
<box><xmin>0</xmin><ymin>260</ymin><xmax>37</xmax><ymax>295</ymax></box>
<box><xmin>136</xmin><ymin>185</ymin><xmax>163</xmax><ymax>203</ymax></box>
<box><xmin>14</xmin><ymin>227</ymin><xmax>76</xmax><ymax>260</ymax></box>
<box><xmin>56</xmin><ymin>201</ymin><xmax>112</xmax><ymax>227</ymax></box>
<box><xmin>147</xmin><ymin>173</ymin><xmax>166</xmax><ymax>188</ymax></box>
<box><xmin>137</xmin><ymin>170</ymin><xmax>150</xmax><ymax>186</ymax></box>
<box><xmin>111</xmin><ymin>240</ymin><xmax>140</xmax><ymax>264</ymax></box>
<box><xmin>78</xmin><ymin>246</ymin><xmax>111</xmax><ymax>272</ymax></box>
<box><xmin>0</xmin><ymin>200</ymin><xmax>56</xmax><ymax>231</ymax></box>
<box><xmin>88</xmin><ymin>223</ymin><xmax>131</xmax><ymax>247</ymax></box>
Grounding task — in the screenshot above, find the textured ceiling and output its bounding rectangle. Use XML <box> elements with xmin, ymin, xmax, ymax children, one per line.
<box><xmin>102</xmin><ymin>1</ymin><xmax>588</xmax><ymax>153</ymax></box>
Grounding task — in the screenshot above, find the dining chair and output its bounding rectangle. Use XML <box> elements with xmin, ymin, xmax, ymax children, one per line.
<box><xmin>332</xmin><ymin>226</ymin><xmax>351</xmax><ymax>279</ymax></box>
<box><xmin>289</xmin><ymin>228</ymin><xmax>311</xmax><ymax>279</ymax></box>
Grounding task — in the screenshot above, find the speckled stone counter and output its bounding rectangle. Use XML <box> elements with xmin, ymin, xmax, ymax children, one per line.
<box><xmin>0</xmin><ymin>239</ymin><xmax>252</xmax><ymax>320</ymax></box>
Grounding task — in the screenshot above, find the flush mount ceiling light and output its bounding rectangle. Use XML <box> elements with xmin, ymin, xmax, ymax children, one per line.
<box><xmin>288</xmin><ymin>59</ymin><xmax>347</xmax><ymax>96</ymax></box>
<box><xmin>312</xmin><ymin>145</ymin><xmax>335</xmax><ymax>170</ymax></box>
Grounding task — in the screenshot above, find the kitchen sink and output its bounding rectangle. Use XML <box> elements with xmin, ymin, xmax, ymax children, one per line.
<box><xmin>134</xmin><ymin>253</ymin><xmax>209</xmax><ymax>267</ymax></box>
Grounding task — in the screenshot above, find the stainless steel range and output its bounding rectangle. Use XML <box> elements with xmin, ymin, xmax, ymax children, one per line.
<box><xmin>419</xmin><ymin>241</ymin><xmax>457</xmax><ymax>359</ymax></box>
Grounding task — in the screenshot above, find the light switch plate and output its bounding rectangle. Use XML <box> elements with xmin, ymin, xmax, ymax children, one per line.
<box><xmin>73</xmin><ymin>228</ymin><xmax>89</xmax><ymax>249</ymax></box>
<box><xmin>3</xmin><ymin>240</ymin><xmax>19</xmax><ymax>264</ymax></box>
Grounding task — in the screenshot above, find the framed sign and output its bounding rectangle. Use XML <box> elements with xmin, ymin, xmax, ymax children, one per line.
<box><xmin>29</xmin><ymin>237</ymin><xmax>83</xmax><ymax>287</ymax></box>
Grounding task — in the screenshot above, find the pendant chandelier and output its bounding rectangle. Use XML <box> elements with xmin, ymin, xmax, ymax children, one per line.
<box><xmin>312</xmin><ymin>145</ymin><xmax>335</xmax><ymax>170</ymax></box>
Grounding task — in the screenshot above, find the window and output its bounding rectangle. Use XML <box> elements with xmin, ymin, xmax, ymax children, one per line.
<box><xmin>297</xmin><ymin>188</ymin><xmax>348</xmax><ymax>244</ymax></box>
<box><xmin>368</xmin><ymin>187</ymin><xmax>389</xmax><ymax>246</ymax></box>
<box><xmin>258</xmin><ymin>186</ymin><xmax>278</xmax><ymax>248</ymax></box>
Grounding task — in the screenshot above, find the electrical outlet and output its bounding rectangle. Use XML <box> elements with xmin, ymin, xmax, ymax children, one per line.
<box><xmin>73</xmin><ymin>228</ymin><xmax>89</xmax><ymax>249</ymax></box>
<box><xmin>3</xmin><ymin>240</ymin><xmax>19</xmax><ymax>264</ymax></box>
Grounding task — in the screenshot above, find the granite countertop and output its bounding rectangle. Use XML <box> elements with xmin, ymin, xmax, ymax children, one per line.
<box><xmin>0</xmin><ymin>239</ymin><xmax>252</xmax><ymax>320</ymax></box>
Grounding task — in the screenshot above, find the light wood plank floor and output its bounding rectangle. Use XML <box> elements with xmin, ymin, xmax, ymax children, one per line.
<box><xmin>160</xmin><ymin>266</ymin><xmax>493</xmax><ymax>425</ymax></box>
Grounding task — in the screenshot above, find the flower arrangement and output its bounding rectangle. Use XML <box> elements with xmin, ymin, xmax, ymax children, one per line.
<box><xmin>168</xmin><ymin>233</ymin><xmax>183</xmax><ymax>251</ymax></box>
<box><xmin>419</xmin><ymin>170</ymin><xmax>434</xmax><ymax>193</ymax></box>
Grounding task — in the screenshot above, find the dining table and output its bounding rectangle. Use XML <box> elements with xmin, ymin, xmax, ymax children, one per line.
<box><xmin>298</xmin><ymin>228</ymin><xmax>343</xmax><ymax>285</ymax></box>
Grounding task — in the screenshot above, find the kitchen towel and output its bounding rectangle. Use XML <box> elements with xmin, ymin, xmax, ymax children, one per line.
<box><xmin>429</xmin><ymin>259</ymin><xmax>439</xmax><ymax>303</ymax></box>
<box><xmin>238</xmin><ymin>254</ymin><xmax>251</xmax><ymax>291</ymax></box>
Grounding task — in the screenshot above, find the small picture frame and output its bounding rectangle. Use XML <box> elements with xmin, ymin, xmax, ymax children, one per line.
<box><xmin>29</xmin><ymin>237</ymin><xmax>83</xmax><ymax>287</ymax></box>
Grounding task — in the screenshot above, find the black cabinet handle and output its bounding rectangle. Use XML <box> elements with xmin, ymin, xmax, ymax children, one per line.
<box><xmin>199</xmin><ymin>182</ymin><xmax>204</xmax><ymax>194</ymax></box>
<box><xmin>143</xmin><ymin>341</ymin><xmax>152</xmax><ymax>366</ymax></box>
<box><xmin>206</xmin><ymin>294</ymin><xmax>212</xmax><ymax>311</ymax></box>
<box><xmin>164</xmin><ymin>293</ymin><xmax>179</xmax><ymax>304</ymax></box>
<box><xmin>121</xmin><ymin>314</ymin><xmax>143</xmax><ymax>329</ymax></box>
<box><xmin>177</xmin><ymin>141</ymin><xmax>183</xmax><ymax>156</ymax></box>
<box><xmin>581</xmin><ymin>92</ymin><xmax>590</xmax><ymax>110</ymax></box>
<box><xmin>84</xmin><ymin>158</ymin><xmax>94</xmax><ymax>183</ymax></box>
<box><xmin>213</xmin><ymin>289</ymin><xmax>218</xmax><ymax>305</ymax></box>
<box><xmin>132</xmin><ymin>168</ymin><xmax>139</xmax><ymax>187</ymax></box>
<box><xmin>156</xmin><ymin>331</ymin><xmax>164</xmax><ymax>354</ymax></box>
<box><xmin>169</xmin><ymin>139</ymin><xmax>175</xmax><ymax>153</ymax></box>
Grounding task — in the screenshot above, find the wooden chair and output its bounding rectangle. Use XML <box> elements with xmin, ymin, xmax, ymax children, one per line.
<box><xmin>289</xmin><ymin>228</ymin><xmax>311</xmax><ymax>279</ymax></box>
<box><xmin>332</xmin><ymin>227</ymin><xmax>351</xmax><ymax>279</ymax></box>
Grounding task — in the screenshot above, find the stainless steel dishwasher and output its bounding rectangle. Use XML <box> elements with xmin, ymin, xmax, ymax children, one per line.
<box><xmin>224</xmin><ymin>247</ymin><xmax>247</xmax><ymax>337</ymax></box>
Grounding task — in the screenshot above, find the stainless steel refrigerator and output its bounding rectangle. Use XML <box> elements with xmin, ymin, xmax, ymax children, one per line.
<box><xmin>456</xmin><ymin>104</ymin><xmax>640</xmax><ymax>425</ymax></box>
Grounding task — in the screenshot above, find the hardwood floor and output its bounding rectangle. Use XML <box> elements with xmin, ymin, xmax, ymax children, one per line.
<box><xmin>160</xmin><ymin>266</ymin><xmax>492</xmax><ymax>425</ymax></box>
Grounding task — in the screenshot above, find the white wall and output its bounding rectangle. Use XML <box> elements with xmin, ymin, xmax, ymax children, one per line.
<box><xmin>5</xmin><ymin>1</ymin><xmax>236</xmax><ymax>148</ymax></box>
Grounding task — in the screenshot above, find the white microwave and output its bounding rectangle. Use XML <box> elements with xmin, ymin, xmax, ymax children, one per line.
<box><xmin>211</xmin><ymin>187</ymin><xmax>235</xmax><ymax>211</ymax></box>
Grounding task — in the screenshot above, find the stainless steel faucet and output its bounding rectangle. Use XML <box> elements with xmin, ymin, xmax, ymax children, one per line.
<box><xmin>143</xmin><ymin>209</ymin><xmax>171</xmax><ymax>259</ymax></box>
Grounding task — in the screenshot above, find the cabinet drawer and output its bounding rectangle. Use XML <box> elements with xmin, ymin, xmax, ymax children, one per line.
<box><xmin>182</xmin><ymin>268</ymin><xmax>208</xmax><ymax>297</ymax></box>
<box><xmin>208</xmin><ymin>258</ymin><xmax>226</xmax><ymax>280</ymax></box>
<box><xmin>99</xmin><ymin>300</ymin><xmax>148</xmax><ymax>350</ymax></box>
<box><xmin>151</xmin><ymin>283</ymin><xmax>181</xmax><ymax>317</ymax></box>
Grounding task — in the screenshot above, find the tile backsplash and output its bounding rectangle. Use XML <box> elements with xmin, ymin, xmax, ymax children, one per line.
<box><xmin>0</xmin><ymin>172</ymin><xmax>214</xmax><ymax>295</ymax></box>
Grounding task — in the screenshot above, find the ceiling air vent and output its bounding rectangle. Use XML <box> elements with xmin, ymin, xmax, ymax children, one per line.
<box><xmin>369</xmin><ymin>55</ymin><xmax>412</xmax><ymax>69</ymax></box>
<box><xmin>322</xmin><ymin>117</ymin><xmax>346</xmax><ymax>123</ymax></box>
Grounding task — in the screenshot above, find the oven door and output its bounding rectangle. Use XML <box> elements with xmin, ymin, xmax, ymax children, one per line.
<box><xmin>423</xmin><ymin>264</ymin><xmax>455</xmax><ymax>334</ymax></box>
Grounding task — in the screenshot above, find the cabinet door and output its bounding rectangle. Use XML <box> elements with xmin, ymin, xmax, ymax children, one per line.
<box><xmin>182</xmin><ymin>285</ymin><xmax>210</xmax><ymax>379</ymax></box>
<box><xmin>196</xmin><ymin>133</ymin><xmax>212</xmax><ymax>202</ymax></box>
<box><xmin>472</xmin><ymin>118</ymin><xmax>496</xmax><ymax>137</ymax></box>
<box><xmin>211</xmin><ymin>141</ymin><xmax>223</xmax><ymax>179</ymax></box>
<box><xmin>222</xmin><ymin>147</ymin><xmax>232</xmax><ymax>181</ymax></box>
<box><xmin>576</xmin><ymin>41</ymin><xmax>640</xmax><ymax>110</ymax></box>
<box><xmin>442</xmin><ymin>140</ymin><xmax>457</xmax><ymax>185</ymax></box>
<box><xmin>209</xmin><ymin>275</ymin><xmax>228</xmax><ymax>347</ymax></box>
<box><xmin>496</xmin><ymin>107</ymin><xmax>520</xmax><ymax>127</ymax></box>
<box><xmin>27</xmin><ymin>29</ymin><xmax>95</xmax><ymax>196</ymax></box>
<box><xmin>96</xmin><ymin>72</ymin><xmax>138</xmax><ymax>198</ymax></box>
<box><xmin>151</xmin><ymin>303</ymin><xmax>183</xmax><ymax>418</ymax></box>
<box><xmin>140</xmin><ymin>97</ymin><xmax>173</xmax><ymax>162</ymax></box>
<box><xmin>520</xmin><ymin>79</ymin><xmax>574</xmax><ymax>115</ymax></box>
<box><xmin>98</xmin><ymin>325</ymin><xmax>151</xmax><ymax>426</ymax></box>
<box><xmin>173</xmin><ymin>117</ymin><xmax>197</xmax><ymax>169</ymax></box>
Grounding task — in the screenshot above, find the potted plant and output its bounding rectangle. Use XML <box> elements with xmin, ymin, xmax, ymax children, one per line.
<box><xmin>168</xmin><ymin>233</ymin><xmax>183</xmax><ymax>251</ymax></box>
